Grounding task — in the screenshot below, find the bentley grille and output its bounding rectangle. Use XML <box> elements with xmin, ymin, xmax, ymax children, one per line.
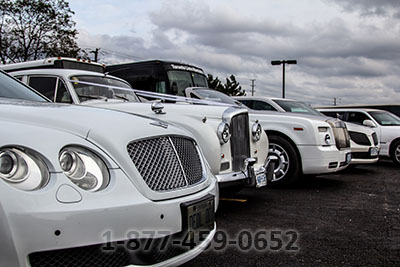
<box><xmin>230</xmin><ymin>113</ymin><xmax>250</xmax><ymax>171</ymax></box>
<box><xmin>127</xmin><ymin>136</ymin><xmax>204</xmax><ymax>191</ymax></box>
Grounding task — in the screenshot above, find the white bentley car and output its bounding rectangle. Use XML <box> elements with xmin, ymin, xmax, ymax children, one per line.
<box><xmin>7</xmin><ymin>67</ymin><xmax>271</xmax><ymax>189</ymax></box>
<box><xmin>318</xmin><ymin>108</ymin><xmax>400</xmax><ymax>166</ymax></box>
<box><xmin>0</xmin><ymin>71</ymin><xmax>218</xmax><ymax>266</ymax></box>
<box><xmin>234</xmin><ymin>96</ymin><xmax>380</xmax><ymax>165</ymax></box>
<box><xmin>185</xmin><ymin>89</ymin><xmax>352</xmax><ymax>185</ymax></box>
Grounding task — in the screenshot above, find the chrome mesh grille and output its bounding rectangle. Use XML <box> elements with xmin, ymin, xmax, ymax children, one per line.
<box><xmin>230</xmin><ymin>113</ymin><xmax>250</xmax><ymax>171</ymax></box>
<box><xmin>349</xmin><ymin>131</ymin><xmax>371</xmax><ymax>146</ymax></box>
<box><xmin>127</xmin><ymin>136</ymin><xmax>204</xmax><ymax>191</ymax></box>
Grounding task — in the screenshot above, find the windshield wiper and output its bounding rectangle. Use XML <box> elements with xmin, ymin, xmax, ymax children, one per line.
<box><xmin>113</xmin><ymin>94</ymin><xmax>130</xmax><ymax>101</ymax></box>
<box><xmin>77</xmin><ymin>94</ymin><xmax>108</xmax><ymax>100</ymax></box>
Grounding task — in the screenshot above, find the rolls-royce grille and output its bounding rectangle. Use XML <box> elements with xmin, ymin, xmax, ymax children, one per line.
<box><xmin>349</xmin><ymin>131</ymin><xmax>371</xmax><ymax>146</ymax></box>
<box><xmin>127</xmin><ymin>136</ymin><xmax>204</xmax><ymax>191</ymax></box>
<box><xmin>331</xmin><ymin>127</ymin><xmax>351</xmax><ymax>150</ymax></box>
<box><xmin>230</xmin><ymin>113</ymin><xmax>250</xmax><ymax>171</ymax></box>
<box><xmin>372</xmin><ymin>132</ymin><xmax>379</xmax><ymax>146</ymax></box>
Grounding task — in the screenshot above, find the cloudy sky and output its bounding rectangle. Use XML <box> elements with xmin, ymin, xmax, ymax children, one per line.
<box><xmin>68</xmin><ymin>0</ymin><xmax>400</xmax><ymax>106</ymax></box>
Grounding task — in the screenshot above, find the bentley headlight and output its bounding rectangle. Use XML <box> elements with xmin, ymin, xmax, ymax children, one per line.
<box><xmin>0</xmin><ymin>148</ymin><xmax>49</xmax><ymax>191</ymax></box>
<box><xmin>217</xmin><ymin>122</ymin><xmax>231</xmax><ymax>144</ymax></box>
<box><xmin>59</xmin><ymin>147</ymin><xmax>109</xmax><ymax>192</ymax></box>
<box><xmin>252</xmin><ymin>122</ymin><xmax>263</xmax><ymax>142</ymax></box>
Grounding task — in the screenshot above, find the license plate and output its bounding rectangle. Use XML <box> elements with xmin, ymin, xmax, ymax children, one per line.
<box><xmin>346</xmin><ymin>153</ymin><xmax>352</xmax><ymax>163</ymax></box>
<box><xmin>370</xmin><ymin>148</ymin><xmax>379</xmax><ymax>157</ymax></box>
<box><xmin>181</xmin><ymin>195</ymin><xmax>215</xmax><ymax>244</ymax></box>
<box><xmin>256</xmin><ymin>170</ymin><xmax>267</xmax><ymax>188</ymax></box>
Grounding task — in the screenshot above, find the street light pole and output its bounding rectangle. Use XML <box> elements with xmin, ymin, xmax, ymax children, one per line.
<box><xmin>271</xmin><ymin>60</ymin><xmax>297</xmax><ymax>98</ymax></box>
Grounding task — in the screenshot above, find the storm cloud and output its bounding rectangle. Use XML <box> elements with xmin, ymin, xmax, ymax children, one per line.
<box><xmin>73</xmin><ymin>0</ymin><xmax>400</xmax><ymax>106</ymax></box>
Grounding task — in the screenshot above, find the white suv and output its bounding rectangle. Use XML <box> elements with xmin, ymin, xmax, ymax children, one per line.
<box><xmin>318</xmin><ymin>108</ymin><xmax>400</xmax><ymax>166</ymax></box>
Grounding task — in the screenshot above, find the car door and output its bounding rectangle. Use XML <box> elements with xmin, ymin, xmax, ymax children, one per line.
<box><xmin>27</xmin><ymin>75</ymin><xmax>73</xmax><ymax>104</ymax></box>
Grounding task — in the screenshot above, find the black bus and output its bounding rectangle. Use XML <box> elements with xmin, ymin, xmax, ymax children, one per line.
<box><xmin>105</xmin><ymin>60</ymin><xmax>209</xmax><ymax>96</ymax></box>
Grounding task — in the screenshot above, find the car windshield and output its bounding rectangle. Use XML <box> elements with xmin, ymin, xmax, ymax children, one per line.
<box><xmin>368</xmin><ymin>111</ymin><xmax>400</xmax><ymax>126</ymax></box>
<box><xmin>0</xmin><ymin>71</ymin><xmax>47</xmax><ymax>102</ymax></box>
<box><xmin>191</xmin><ymin>89</ymin><xmax>239</xmax><ymax>105</ymax></box>
<box><xmin>167</xmin><ymin>70</ymin><xmax>208</xmax><ymax>96</ymax></box>
<box><xmin>70</xmin><ymin>75</ymin><xmax>139</xmax><ymax>102</ymax></box>
<box><xmin>273</xmin><ymin>99</ymin><xmax>322</xmax><ymax>116</ymax></box>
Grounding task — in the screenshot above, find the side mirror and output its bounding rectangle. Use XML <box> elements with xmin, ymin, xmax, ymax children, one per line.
<box><xmin>363</xmin><ymin>119</ymin><xmax>377</xmax><ymax>128</ymax></box>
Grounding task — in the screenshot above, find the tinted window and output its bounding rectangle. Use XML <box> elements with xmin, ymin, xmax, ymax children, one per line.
<box><xmin>347</xmin><ymin>112</ymin><xmax>370</xmax><ymax>125</ymax></box>
<box><xmin>192</xmin><ymin>73</ymin><xmax>208</xmax><ymax>87</ymax></box>
<box><xmin>368</xmin><ymin>111</ymin><xmax>400</xmax><ymax>126</ymax></box>
<box><xmin>253</xmin><ymin>100</ymin><xmax>277</xmax><ymax>111</ymax></box>
<box><xmin>167</xmin><ymin>71</ymin><xmax>193</xmax><ymax>96</ymax></box>
<box><xmin>28</xmin><ymin>76</ymin><xmax>57</xmax><ymax>101</ymax></box>
<box><xmin>0</xmin><ymin>71</ymin><xmax>47</xmax><ymax>102</ymax></box>
<box><xmin>273</xmin><ymin>99</ymin><xmax>321</xmax><ymax>115</ymax></box>
<box><xmin>320</xmin><ymin>111</ymin><xmax>345</xmax><ymax>120</ymax></box>
<box><xmin>55</xmin><ymin>80</ymin><xmax>72</xmax><ymax>103</ymax></box>
<box><xmin>237</xmin><ymin>99</ymin><xmax>254</xmax><ymax>109</ymax></box>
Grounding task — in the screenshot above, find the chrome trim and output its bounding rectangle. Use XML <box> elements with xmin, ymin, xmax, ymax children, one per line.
<box><xmin>222</xmin><ymin>106</ymin><xmax>249</xmax><ymax>124</ymax></box>
<box><xmin>168</xmin><ymin>137</ymin><xmax>189</xmax><ymax>185</ymax></box>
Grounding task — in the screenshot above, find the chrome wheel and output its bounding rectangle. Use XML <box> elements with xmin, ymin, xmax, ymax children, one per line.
<box><xmin>268</xmin><ymin>143</ymin><xmax>290</xmax><ymax>182</ymax></box>
<box><xmin>395</xmin><ymin>144</ymin><xmax>400</xmax><ymax>163</ymax></box>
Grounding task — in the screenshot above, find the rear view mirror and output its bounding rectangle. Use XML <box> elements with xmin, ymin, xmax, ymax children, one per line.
<box><xmin>363</xmin><ymin>119</ymin><xmax>377</xmax><ymax>128</ymax></box>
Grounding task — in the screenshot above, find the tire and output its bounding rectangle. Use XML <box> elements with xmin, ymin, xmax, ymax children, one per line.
<box><xmin>268</xmin><ymin>135</ymin><xmax>301</xmax><ymax>186</ymax></box>
<box><xmin>390</xmin><ymin>140</ymin><xmax>400</xmax><ymax>167</ymax></box>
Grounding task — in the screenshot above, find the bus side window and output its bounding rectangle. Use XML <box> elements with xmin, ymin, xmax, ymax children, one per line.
<box><xmin>156</xmin><ymin>81</ymin><xmax>167</xmax><ymax>94</ymax></box>
<box><xmin>28</xmin><ymin>76</ymin><xmax>57</xmax><ymax>101</ymax></box>
<box><xmin>55</xmin><ymin>79</ymin><xmax>73</xmax><ymax>103</ymax></box>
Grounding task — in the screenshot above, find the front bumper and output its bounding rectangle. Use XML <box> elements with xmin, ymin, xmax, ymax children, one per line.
<box><xmin>298</xmin><ymin>145</ymin><xmax>352</xmax><ymax>174</ymax></box>
<box><xmin>216</xmin><ymin>156</ymin><xmax>275</xmax><ymax>188</ymax></box>
<box><xmin>0</xmin><ymin>170</ymin><xmax>218</xmax><ymax>267</ymax></box>
<box><xmin>350</xmin><ymin>147</ymin><xmax>380</xmax><ymax>165</ymax></box>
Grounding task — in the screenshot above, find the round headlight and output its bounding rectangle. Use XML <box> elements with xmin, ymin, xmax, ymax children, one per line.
<box><xmin>217</xmin><ymin>122</ymin><xmax>231</xmax><ymax>144</ymax></box>
<box><xmin>252</xmin><ymin>122</ymin><xmax>262</xmax><ymax>142</ymax></box>
<box><xmin>59</xmin><ymin>147</ymin><xmax>109</xmax><ymax>192</ymax></box>
<box><xmin>0</xmin><ymin>148</ymin><xmax>49</xmax><ymax>191</ymax></box>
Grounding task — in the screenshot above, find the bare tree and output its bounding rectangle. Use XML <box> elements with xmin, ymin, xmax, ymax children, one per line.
<box><xmin>0</xmin><ymin>0</ymin><xmax>79</xmax><ymax>63</ymax></box>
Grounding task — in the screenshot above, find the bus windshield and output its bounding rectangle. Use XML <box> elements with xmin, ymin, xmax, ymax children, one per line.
<box><xmin>70</xmin><ymin>76</ymin><xmax>139</xmax><ymax>103</ymax></box>
<box><xmin>167</xmin><ymin>70</ymin><xmax>208</xmax><ymax>96</ymax></box>
<box><xmin>273</xmin><ymin>99</ymin><xmax>322</xmax><ymax>116</ymax></box>
<box><xmin>368</xmin><ymin>111</ymin><xmax>400</xmax><ymax>126</ymax></box>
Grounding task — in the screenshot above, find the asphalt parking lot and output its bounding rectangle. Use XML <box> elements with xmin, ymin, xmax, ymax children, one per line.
<box><xmin>184</xmin><ymin>159</ymin><xmax>400</xmax><ymax>267</ymax></box>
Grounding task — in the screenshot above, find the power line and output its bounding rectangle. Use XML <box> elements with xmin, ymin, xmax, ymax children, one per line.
<box><xmin>78</xmin><ymin>44</ymin><xmax>144</xmax><ymax>61</ymax></box>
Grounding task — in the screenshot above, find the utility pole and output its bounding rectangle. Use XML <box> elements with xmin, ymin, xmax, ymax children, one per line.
<box><xmin>250</xmin><ymin>79</ymin><xmax>256</xmax><ymax>96</ymax></box>
<box><xmin>91</xmin><ymin>48</ymin><xmax>100</xmax><ymax>62</ymax></box>
<box><xmin>333</xmin><ymin>97</ymin><xmax>341</xmax><ymax>106</ymax></box>
<box><xmin>271</xmin><ymin>60</ymin><xmax>297</xmax><ymax>98</ymax></box>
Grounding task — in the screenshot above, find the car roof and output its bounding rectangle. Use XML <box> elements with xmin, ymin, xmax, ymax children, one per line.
<box><xmin>9</xmin><ymin>69</ymin><xmax>129</xmax><ymax>84</ymax></box>
<box><xmin>233</xmin><ymin>96</ymin><xmax>300</xmax><ymax>102</ymax></box>
<box><xmin>317</xmin><ymin>108</ymin><xmax>386</xmax><ymax>113</ymax></box>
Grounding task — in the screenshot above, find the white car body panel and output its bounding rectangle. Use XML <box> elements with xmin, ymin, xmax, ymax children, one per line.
<box><xmin>234</xmin><ymin>96</ymin><xmax>352</xmax><ymax>174</ymax></box>
<box><xmin>0</xmin><ymin>99</ymin><xmax>218</xmax><ymax>267</ymax></box>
